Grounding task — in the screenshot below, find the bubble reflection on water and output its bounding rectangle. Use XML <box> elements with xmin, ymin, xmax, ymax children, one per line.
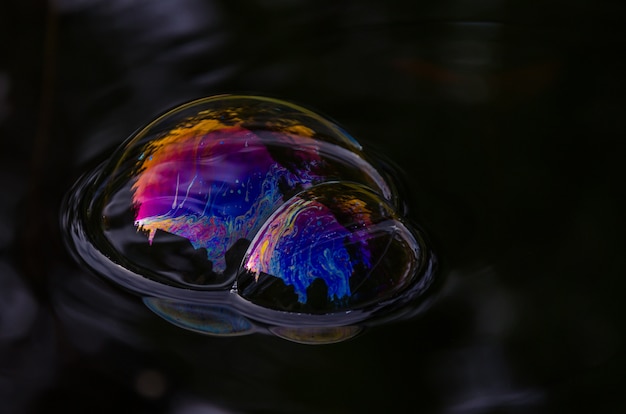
<box><xmin>62</xmin><ymin>94</ymin><xmax>437</xmax><ymax>344</ymax></box>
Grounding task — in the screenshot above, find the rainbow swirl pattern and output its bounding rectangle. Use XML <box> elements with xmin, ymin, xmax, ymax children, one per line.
<box><xmin>132</xmin><ymin>124</ymin><xmax>323</xmax><ymax>274</ymax></box>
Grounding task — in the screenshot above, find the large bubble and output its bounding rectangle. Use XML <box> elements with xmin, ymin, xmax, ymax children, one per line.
<box><xmin>62</xmin><ymin>95</ymin><xmax>436</xmax><ymax>344</ymax></box>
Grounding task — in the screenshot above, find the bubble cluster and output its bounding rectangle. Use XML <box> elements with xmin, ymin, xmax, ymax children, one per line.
<box><xmin>63</xmin><ymin>95</ymin><xmax>436</xmax><ymax>344</ymax></box>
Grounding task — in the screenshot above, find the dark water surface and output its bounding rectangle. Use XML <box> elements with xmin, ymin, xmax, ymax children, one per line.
<box><xmin>2</xmin><ymin>1</ymin><xmax>625</xmax><ymax>413</ymax></box>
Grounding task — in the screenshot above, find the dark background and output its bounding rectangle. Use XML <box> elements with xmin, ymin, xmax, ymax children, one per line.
<box><xmin>1</xmin><ymin>1</ymin><xmax>625</xmax><ymax>413</ymax></box>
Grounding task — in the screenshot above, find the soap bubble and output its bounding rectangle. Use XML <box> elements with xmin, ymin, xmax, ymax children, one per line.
<box><xmin>62</xmin><ymin>95</ymin><xmax>436</xmax><ymax>344</ymax></box>
<box><xmin>238</xmin><ymin>182</ymin><xmax>427</xmax><ymax>314</ymax></box>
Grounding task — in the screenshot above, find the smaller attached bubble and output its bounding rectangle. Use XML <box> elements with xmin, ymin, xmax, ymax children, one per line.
<box><xmin>238</xmin><ymin>182</ymin><xmax>427</xmax><ymax>314</ymax></box>
<box><xmin>269</xmin><ymin>326</ymin><xmax>362</xmax><ymax>345</ymax></box>
<box><xmin>143</xmin><ymin>298</ymin><xmax>253</xmax><ymax>336</ymax></box>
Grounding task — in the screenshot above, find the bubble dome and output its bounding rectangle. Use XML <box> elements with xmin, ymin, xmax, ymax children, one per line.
<box><xmin>62</xmin><ymin>95</ymin><xmax>436</xmax><ymax>344</ymax></box>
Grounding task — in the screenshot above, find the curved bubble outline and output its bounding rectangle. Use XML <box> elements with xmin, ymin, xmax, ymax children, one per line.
<box><xmin>63</xmin><ymin>167</ymin><xmax>437</xmax><ymax>329</ymax></box>
<box><xmin>61</xmin><ymin>94</ymin><xmax>438</xmax><ymax>335</ymax></box>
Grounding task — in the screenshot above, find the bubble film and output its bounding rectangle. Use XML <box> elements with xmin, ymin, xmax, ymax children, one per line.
<box><xmin>238</xmin><ymin>183</ymin><xmax>422</xmax><ymax>313</ymax></box>
<box><xmin>131</xmin><ymin>115</ymin><xmax>389</xmax><ymax>277</ymax></box>
<box><xmin>62</xmin><ymin>95</ymin><xmax>436</xmax><ymax>343</ymax></box>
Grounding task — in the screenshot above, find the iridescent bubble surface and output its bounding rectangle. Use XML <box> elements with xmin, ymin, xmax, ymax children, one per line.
<box><xmin>62</xmin><ymin>95</ymin><xmax>436</xmax><ymax>343</ymax></box>
<box><xmin>131</xmin><ymin>117</ymin><xmax>390</xmax><ymax>278</ymax></box>
<box><xmin>238</xmin><ymin>182</ymin><xmax>423</xmax><ymax>313</ymax></box>
<box><xmin>143</xmin><ymin>298</ymin><xmax>253</xmax><ymax>336</ymax></box>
